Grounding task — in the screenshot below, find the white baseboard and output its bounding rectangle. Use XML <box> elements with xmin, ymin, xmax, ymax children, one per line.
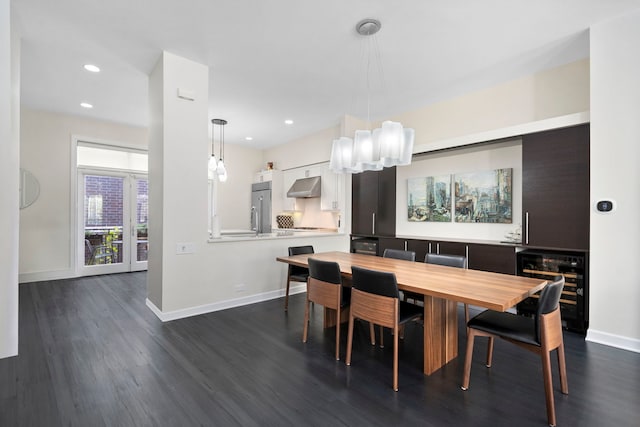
<box><xmin>586</xmin><ymin>329</ymin><xmax>640</xmax><ymax>353</ymax></box>
<box><xmin>19</xmin><ymin>269</ymin><xmax>76</xmax><ymax>284</ymax></box>
<box><xmin>145</xmin><ymin>283</ymin><xmax>307</xmax><ymax>322</ymax></box>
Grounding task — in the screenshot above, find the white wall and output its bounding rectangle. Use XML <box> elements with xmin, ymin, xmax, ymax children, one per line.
<box><xmin>147</xmin><ymin>51</ymin><xmax>209</xmax><ymax>311</ymax></box>
<box><xmin>264</xmin><ymin>124</ymin><xmax>340</xmax><ymax>170</ymax></box>
<box><xmin>397</xmin><ymin>59</ymin><xmax>589</xmax><ymax>149</ymax></box>
<box><xmin>18</xmin><ymin>110</ymin><xmax>147</xmax><ymax>282</ymax></box>
<box><xmin>588</xmin><ymin>10</ymin><xmax>640</xmax><ymax>351</ymax></box>
<box><xmin>0</xmin><ymin>0</ymin><xmax>20</xmax><ymax>359</ymax></box>
<box><xmin>396</xmin><ymin>140</ymin><xmax>522</xmax><ymax>241</ymax></box>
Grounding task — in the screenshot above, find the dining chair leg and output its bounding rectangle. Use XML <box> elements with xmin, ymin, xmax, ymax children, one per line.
<box><xmin>461</xmin><ymin>329</ymin><xmax>476</xmax><ymax>390</ymax></box>
<box><xmin>369</xmin><ymin>322</ymin><xmax>375</xmax><ymax>346</ymax></box>
<box><xmin>541</xmin><ymin>349</ymin><xmax>557</xmax><ymax>427</ymax></box>
<box><xmin>284</xmin><ymin>268</ymin><xmax>292</xmax><ymax>311</ymax></box>
<box><xmin>486</xmin><ymin>337</ymin><xmax>494</xmax><ymax>368</ymax></box>
<box><xmin>464</xmin><ymin>303</ymin><xmax>470</xmax><ymax>336</ymax></box>
<box><xmin>557</xmin><ymin>341</ymin><xmax>569</xmax><ymax>394</ymax></box>
<box><xmin>335</xmin><ymin>308</ymin><xmax>341</xmax><ymax>361</ymax></box>
<box><xmin>346</xmin><ymin>315</ymin><xmax>355</xmax><ymax>366</ymax></box>
<box><xmin>393</xmin><ymin>324</ymin><xmax>399</xmax><ymax>392</ymax></box>
<box><xmin>302</xmin><ymin>298</ymin><xmax>310</xmax><ymax>343</ymax></box>
<box><xmin>379</xmin><ymin>326</ymin><xmax>384</xmax><ymax>348</ymax></box>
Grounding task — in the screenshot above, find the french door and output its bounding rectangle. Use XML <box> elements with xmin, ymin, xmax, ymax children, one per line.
<box><xmin>78</xmin><ymin>170</ymin><xmax>148</xmax><ymax>275</ymax></box>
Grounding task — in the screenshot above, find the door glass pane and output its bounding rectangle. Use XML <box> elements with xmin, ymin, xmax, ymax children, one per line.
<box><xmin>136</xmin><ymin>179</ymin><xmax>149</xmax><ymax>262</ymax></box>
<box><xmin>83</xmin><ymin>175</ymin><xmax>124</xmax><ymax>266</ymax></box>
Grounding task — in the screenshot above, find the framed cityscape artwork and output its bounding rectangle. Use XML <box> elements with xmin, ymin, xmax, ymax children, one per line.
<box><xmin>454</xmin><ymin>168</ymin><xmax>512</xmax><ymax>223</ymax></box>
<box><xmin>407</xmin><ymin>175</ymin><xmax>451</xmax><ymax>222</ymax></box>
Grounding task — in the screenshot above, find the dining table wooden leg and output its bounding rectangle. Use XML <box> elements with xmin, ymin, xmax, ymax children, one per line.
<box><xmin>422</xmin><ymin>295</ymin><xmax>458</xmax><ymax>375</ymax></box>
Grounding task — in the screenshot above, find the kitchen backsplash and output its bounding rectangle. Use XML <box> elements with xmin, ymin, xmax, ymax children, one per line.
<box><xmin>277</xmin><ymin>198</ymin><xmax>339</xmax><ymax>229</ymax></box>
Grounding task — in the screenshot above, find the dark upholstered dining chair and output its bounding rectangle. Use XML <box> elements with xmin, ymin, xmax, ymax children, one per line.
<box><xmin>303</xmin><ymin>258</ymin><xmax>350</xmax><ymax>360</ymax></box>
<box><xmin>462</xmin><ymin>275</ymin><xmax>568</xmax><ymax>427</ymax></box>
<box><xmin>346</xmin><ymin>266</ymin><xmax>423</xmax><ymax>391</ymax></box>
<box><xmin>382</xmin><ymin>248</ymin><xmax>416</xmax><ymax>262</ymax></box>
<box><xmin>284</xmin><ymin>245</ymin><xmax>314</xmax><ymax>311</ymax></box>
<box><xmin>424</xmin><ymin>253</ymin><xmax>469</xmax><ymax>318</ymax></box>
<box><xmin>380</xmin><ymin>248</ymin><xmax>417</xmax><ymax>345</ymax></box>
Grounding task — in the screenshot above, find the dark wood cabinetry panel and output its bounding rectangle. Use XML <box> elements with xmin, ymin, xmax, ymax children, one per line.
<box><xmin>352</xmin><ymin>171</ymin><xmax>378</xmax><ymax>235</ymax></box>
<box><xmin>522</xmin><ymin>124</ymin><xmax>590</xmax><ymax>250</ymax></box>
<box><xmin>378</xmin><ymin>237</ymin><xmax>405</xmax><ymax>256</ymax></box>
<box><xmin>376</xmin><ymin>167</ymin><xmax>397</xmax><ymax>236</ymax></box>
<box><xmin>467</xmin><ymin>244</ymin><xmax>516</xmax><ymax>275</ymax></box>
<box><xmin>407</xmin><ymin>239</ymin><xmax>430</xmax><ymax>262</ymax></box>
<box><xmin>351</xmin><ymin>167</ymin><xmax>396</xmax><ymax>236</ymax></box>
<box><xmin>437</xmin><ymin>241</ymin><xmax>467</xmax><ymax>257</ymax></box>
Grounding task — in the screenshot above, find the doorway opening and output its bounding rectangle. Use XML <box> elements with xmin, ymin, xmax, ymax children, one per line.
<box><xmin>75</xmin><ymin>140</ymin><xmax>148</xmax><ymax>276</ymax></box>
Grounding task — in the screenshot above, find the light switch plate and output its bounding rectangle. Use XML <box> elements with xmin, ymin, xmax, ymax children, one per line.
<box><xmin>176</xmin><ymin>242</ymin><xmax>196</xmax><ymax>254</ymax></box>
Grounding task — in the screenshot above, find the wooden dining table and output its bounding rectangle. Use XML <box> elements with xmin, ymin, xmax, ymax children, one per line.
<box><xmin>276</xmin><ymin>251</ymin><xmax>548</xmax><ymax>375</ymax></box>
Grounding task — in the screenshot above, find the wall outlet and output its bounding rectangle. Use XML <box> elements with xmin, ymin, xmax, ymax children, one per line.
<box><xmin>234</xmin><ymin>283</ymin><xmax>246</xmax><ymax>292</ymax></box>
<box><xmin>176</xmin><ymin>242</ymin><xmax>196</xmax><ymax>254</ymax></box>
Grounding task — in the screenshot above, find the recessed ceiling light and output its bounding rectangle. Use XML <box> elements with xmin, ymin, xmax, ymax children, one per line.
<box><xmin>80</xmin><ymin>102</ymin><xmax>93</xmax><ymax>109</ymax></box>
<box><xmin>284</xmin><ymin>119</ymin><xmax>294</xmax><ymax>125</ymax></box>
<box><xmin>83</xmin><ymin>64</ymin><xmax>100</xmax><ymax>73</ymax></box>
<box><xmin>245</xmin><ymin>136</ymin><xmax>253</xmax><ymax>141</ymax></box>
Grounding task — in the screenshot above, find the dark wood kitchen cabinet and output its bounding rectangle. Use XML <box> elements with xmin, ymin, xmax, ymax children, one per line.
<box><xmin>406</xmin><ymin>239</ymin><xmax>430</xmax><ymax>262</ymax></box>
<box><xmin>406</xmin><ymin>239</ymin><xmax>466</xmax><ymax>263</ymax></box>
<box><xmin>352</xmin><ymin>167</ymin><xmax>396</xmax><ymax>236</ymax></box>
<box><xmin>522</xmin><ymin>124</ymin><xmax>590</xmax><ymax>251</ymax></box>
<box><xmin>467</xmin><ymin>243</ymin><xmax>516</xmax><ymax>275</ymax></box>
<box><xmin>377</xmin><ymin>237</ymin><xmax>405</xmax><ymax>256</ymax></box>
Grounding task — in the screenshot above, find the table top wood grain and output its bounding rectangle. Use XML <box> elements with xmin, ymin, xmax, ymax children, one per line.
<box><xmin>277</xmin><ymin>251</ymin><xmax>547</xmax><ymax>312</ymax></box>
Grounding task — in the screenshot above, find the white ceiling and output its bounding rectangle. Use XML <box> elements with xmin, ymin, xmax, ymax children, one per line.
<box><xmin>13</xmin><ymin>0</ymin><xmax>640</xmax><ymax>149</ymax></box>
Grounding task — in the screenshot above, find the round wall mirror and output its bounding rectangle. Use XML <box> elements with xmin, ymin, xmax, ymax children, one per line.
<box><xmin>20</xmin><ymin>168</ymin><xmax>40</xmax><ymax>209</ymax></box>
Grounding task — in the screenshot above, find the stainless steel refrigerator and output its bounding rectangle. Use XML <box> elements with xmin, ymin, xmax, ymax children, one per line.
<box><xmin>251</xmin><ymin>181</ymin><xmax>272</xmax><ymax>234</ymax></box>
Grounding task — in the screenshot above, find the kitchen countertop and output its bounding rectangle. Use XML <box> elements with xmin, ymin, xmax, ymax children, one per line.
<box><xmin>209</xmin><ymin>229</ymin><xmax>343</xmax><ymax>243</ymax></box>
<box><xmin>393</xmin><ymin>234</ymin><xmax>522</xmax><ymax>246</ymax></box>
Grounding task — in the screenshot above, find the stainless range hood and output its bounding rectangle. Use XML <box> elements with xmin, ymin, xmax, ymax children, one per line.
<box><xmin>287</xmin><ymin>176</ymin><xmax>321</xmax><ymax>198</ymax></box>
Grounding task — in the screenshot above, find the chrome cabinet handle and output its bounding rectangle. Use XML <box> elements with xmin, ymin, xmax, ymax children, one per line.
<box><xmin>372</xmin><ymin>213</ymin><xmax>376</xmax><ymax>235</ymax></box>
<box><xmin>525</xmin><ymin>212</ymin><xmax>530</xmax><ymax>244</ymax></box>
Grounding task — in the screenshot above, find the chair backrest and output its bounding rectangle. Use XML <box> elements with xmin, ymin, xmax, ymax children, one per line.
<box><xmin>351</xmin><ymin>266</ymin><xmax>399</xmax><ymax>298</ymax></box>
<box><xmin>425</xmin><ymin>253</ymin><xmax>467</xmax><ymax>269</ymax></box>
<box><xmin>534</xmin><ymin>275</ymin><xmax>565</xmax><ymax>341</ymax></box>
<box><xmin>288</xmin><ymin>245</ymin><xmax>314</xmax><ymax>276</ymax></box>
<box><xmin>383</xmin><ymin>248</ymin><xmax>416</xmax><ymax>262</ymax></box>
<box><xmin>308</xmin><ymin>258</ymin><xmax>341</xmax><ymax>285</ymax></box>
<box><xmin>289</xmin><ymin>245</ymin><xmax>314</xmax><ymax>256</ymax></box>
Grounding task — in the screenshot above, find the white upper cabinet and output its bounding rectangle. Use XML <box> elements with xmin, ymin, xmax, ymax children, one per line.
<box><xmin>253</xmin><ymin>170</ymin><xmax>273</xmax><ymax>183</ymax></box>
<box><xmin>282</xmin><ymin>169</ymin><xmax>301</xmax><ymax>211</ymax></box>
<box><xmin>320</xmin><ymin>166</ymin><xmax>343</xmax><ymax>211</ymax></box>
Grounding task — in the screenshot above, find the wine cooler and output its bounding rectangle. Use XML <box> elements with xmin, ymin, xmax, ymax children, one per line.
<box><xmin>517</xmin><ymin>249</ymin><xmax>588</xmax><ymax>334</ymax></box>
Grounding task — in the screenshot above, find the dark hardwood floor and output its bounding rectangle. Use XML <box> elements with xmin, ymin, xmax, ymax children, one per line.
<box><xmin>1</xmin><ymin>272</ymin><xmax>638</xmax><ymax>426</ymax></box>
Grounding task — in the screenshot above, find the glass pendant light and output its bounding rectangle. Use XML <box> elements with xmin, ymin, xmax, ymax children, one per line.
<box><xmin>212</xmin><ymin>119</ymin><xmax>228</xmax><ymax>182</ymax></box>
<box><xmin>329</xmin><ymin>18</ymin><xmax>415</xmax><ymax>174</ymax></box>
